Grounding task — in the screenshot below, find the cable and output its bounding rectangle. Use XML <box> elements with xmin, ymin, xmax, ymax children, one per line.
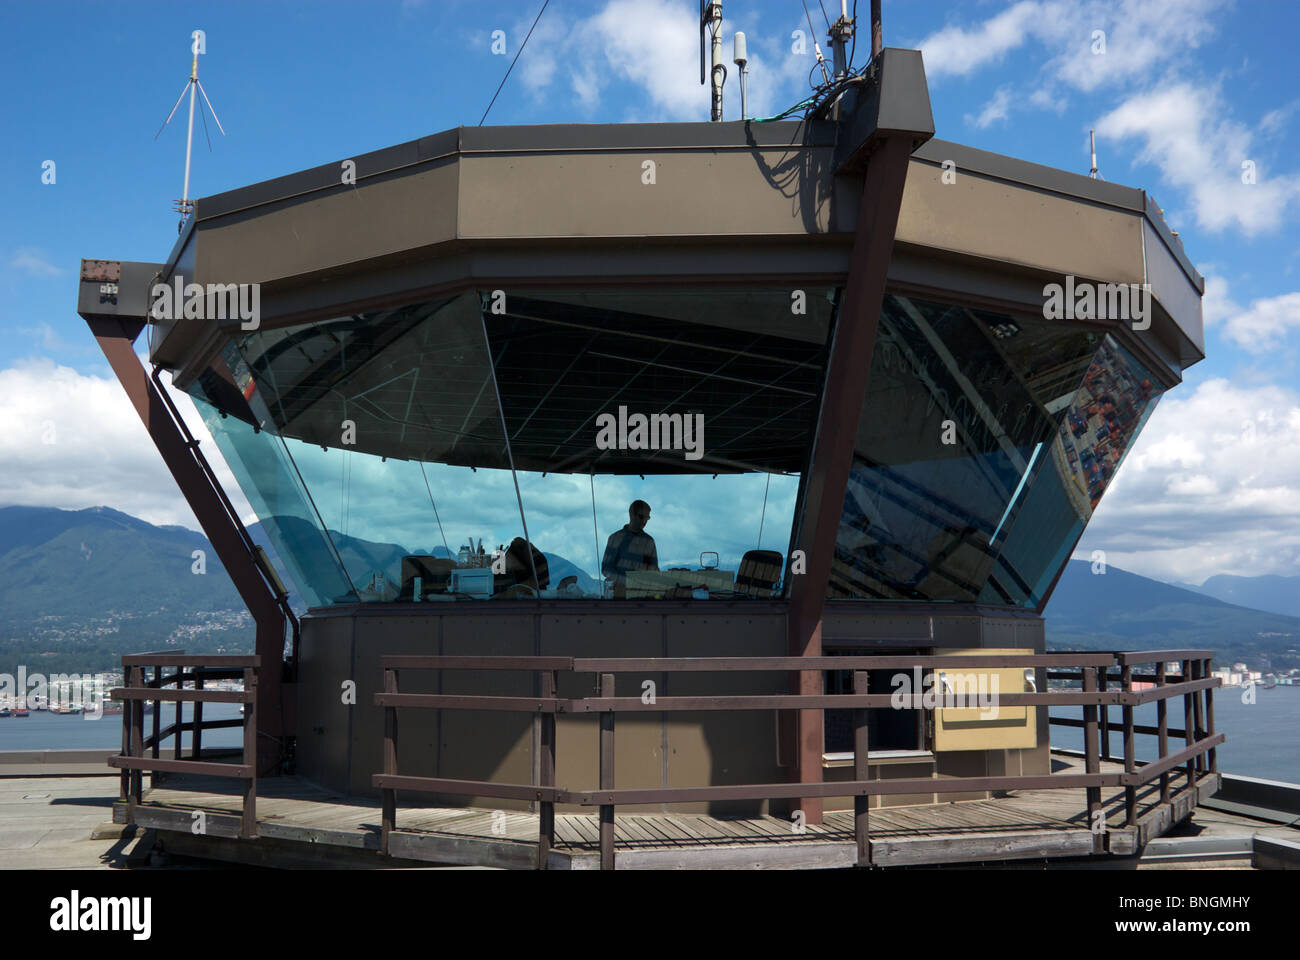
<box><xmin>479</xmin><ymin>0</ymin><xmax>551</xmax><ymax>126</ymax></box>
<box><xmin>590</xmin><ymin>472</ymin><xmax>601</xmax><ymax>591</ymax></box>
<box><xmin>757</xmin><ymin>473</ymin><xmax>771</xmax><ymax>548</ymax></box>
<box><xmin>817</xmin><ymin>0</ymin><xmax>832</xmax><ymax>30</ymax></box>
<box><xmin>848</xmin><ymin>0</ymin><xmax>859</xmax><ymax>72</ymax></box>
<box><xmin>418</xmin><ymin>461</ymin><xmax>452</xmax><ymax>559</ymax></box>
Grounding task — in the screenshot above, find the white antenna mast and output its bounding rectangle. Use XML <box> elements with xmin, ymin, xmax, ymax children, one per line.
<box><xmin>733</xmin><ymin>32</ymin><xmax>748</xmax><ymax>120</ymax></box>
<box><xmin>699</xmin><ymin>2</ymin><xmax>725</xmax><ymax>121</ymax></box>
<box><xmin>156</xmin><ymin>30</ymin><xmax>226</xmax><ymax>233</ymax></box>
<box><xmin>1089</xmin><ymin>129</ymin><xmax>1103</xmax><ymax>180</ymax></box>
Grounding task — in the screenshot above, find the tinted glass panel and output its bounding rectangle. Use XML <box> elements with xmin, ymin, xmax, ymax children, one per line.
<box><xmin>829</xmin><ymin>295</ymin><xmax>1163</xmax><ymax>608</ymax></box>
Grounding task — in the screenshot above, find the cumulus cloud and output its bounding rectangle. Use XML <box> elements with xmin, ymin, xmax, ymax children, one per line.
<box><xmin>1217</xmin><ymin>291</ymin><xmax>1300</xmax><ymax>353</ymax></box>
<box><xmin>1077</xmin><ymin>378</ymin><xmax>1300</xmax><ymax>583</ymax></box>
<box><xmin>967</xmin><ymin>87</ymin><xmax>1013</xmax><ymax>129</ymax></box>
<box><xmin>497</xmin><ymin>0</ymin><xmax>815</xmax><ymax>122</ymax></box>
<box><xmin>0</xmin><ymin>358</ymin><xmax>254</xmax><ymax>529</ymax></box>
<box><xmin>920</xmin><ymin>0</ymin><xmax>1222</xmax><ymax>91</ymax></box>
<box><xmin>1096</xmin><ymin>83</ymin><xmax>1300</xmax><ymax>237</ymax></box>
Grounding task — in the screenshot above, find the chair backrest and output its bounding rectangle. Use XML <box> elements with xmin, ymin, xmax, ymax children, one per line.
<box><xmin>735</xmin><ymin>549</ymin><xmax>783</xmax><ymax>597</ymax></box>
<box><xmin>503</xmin><ymin>537</ymin><xmax>549</xmax><ymax>589</ymax></box>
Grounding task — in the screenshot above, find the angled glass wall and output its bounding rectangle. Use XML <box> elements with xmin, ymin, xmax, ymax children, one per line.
<box><xmin>828</xmin><ymin>294</ymin><xmax>1164</xmax><ymax>608</ymax></box>
<box><xmin>192</xmin><ymin>287</ymin><xmax>838</xmax><ymax>605</ymax></box>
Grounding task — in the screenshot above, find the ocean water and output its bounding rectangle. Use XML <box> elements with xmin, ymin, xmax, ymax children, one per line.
<box><xmin>1049</xmin><ymin>686</ymin><xmax>1300</xmax><ymax>784</ymax></box>
<box><xmin>0</xmin><ymin>702</ymin><xmax>244</xmax><ymax>751</ymax></box>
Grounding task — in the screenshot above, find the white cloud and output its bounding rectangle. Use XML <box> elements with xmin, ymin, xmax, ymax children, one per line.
<box><xmin>1219</xmin><ymin>291</ymin><xmax>1300</xmax><ymax>353</ymax></box>
<box><xmin>495</xmin><ymin>0</ymin><xmax>816</xmax><ymax>122</ymax></box>
<box><xmin>919</xmin><ymin>0</ymin><xmax>1222</xmax><ymax>91</ymax></box>
<box><xmin>967</xmin><ymin>87</ymin><xmax>1013</xmax><ymax>129</ymax></box>
<box><xmin>1077</xmin><ymin>377</ymin><xmax>1300</xmax><ymax>583</ymax></box>
<box><xmin>1200</xmin><ymin>274</ymin><xmax>1239</xmax><ymax>327</ymax></box>
<box><xmin>8</xmin><ymin>248</ymin><xmax>63</xmax><ymax>277</ymax></box>
<box><xmin>1096</xmin><ymin>83</ymin><xmax>1300</xmax><ymax>236</ymax></box>
<box><xmin>0</xmin><ymin>358</ymin><xmax>252</xmax><ymax>531</ymax></box>
<box><xmin>919</xmin><ymin>1</ymin><xmax>1041</xmax><ymax>79</ymax></box>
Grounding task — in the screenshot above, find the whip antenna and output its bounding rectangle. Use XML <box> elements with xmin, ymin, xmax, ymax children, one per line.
<box><xmin>156</xmin><ymin>30</ymin><xmax>225</xmax><ymax>233</ymax></box>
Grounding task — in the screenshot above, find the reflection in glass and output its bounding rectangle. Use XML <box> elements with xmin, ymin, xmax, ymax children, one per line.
<box><xmin>193</xmin><ymin>287</ymin><xmax>836</xmax><ymax>605</ymax></box>
<box><xmin>829</xmin><ymin>295</ymin><xmax>1164</xmax><ymax>608</ymax></box>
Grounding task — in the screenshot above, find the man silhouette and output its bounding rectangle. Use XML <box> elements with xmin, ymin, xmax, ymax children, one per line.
<box><xmin>602</xmin><ymin>500</ymin><xmax>658</xmax><ymax>597</ymax></box>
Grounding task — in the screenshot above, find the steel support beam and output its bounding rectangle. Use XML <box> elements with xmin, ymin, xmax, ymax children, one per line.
<box><xmin>784</xmin><ymin>133</ymin><xmax>914</xmax><ymax>823</ymax></box>
<box><xmin>85</xmin><ymin>314</ymin><xmax>286</xmax><ymax>776</ymax></box>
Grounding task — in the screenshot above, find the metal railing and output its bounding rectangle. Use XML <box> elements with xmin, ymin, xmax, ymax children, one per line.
<box><xmin>373</xmin><ymin>650</ymin><xmax>1222</xmax><ymax>869</ymax></box>
<box><xmin>109</xmin><ymin>653</ymin><xmax>260</xmax><ymax>838</ymax></box>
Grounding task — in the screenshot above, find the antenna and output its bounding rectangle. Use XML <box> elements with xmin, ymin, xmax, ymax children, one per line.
<box><xmin>801</xmin><ymin>0</ymin><xmax>832</xmax><ymax>85</ymax></box>
<box><xmin>156</xmin><ymin>31</ymin><xmax>225</xmax><ymax>233</ymax></box>
<box><xmin>1089</xmin><ymin>129</ymin><xmax>1103</xmax><ymax>180</ymax></box>
<box><xmin>733</xmin><ymin>32</ymin><xmax>749</xmax><ymax>120</ymax></box>
<box><xmin>829</xmin><ymin>1</ymin><xmax>853</xmax><ymax>79</ymax></box>
<box><xmin>699</xmin><ymin>2</ymin><xmax>725</xmax><ymax>120</ymax></box>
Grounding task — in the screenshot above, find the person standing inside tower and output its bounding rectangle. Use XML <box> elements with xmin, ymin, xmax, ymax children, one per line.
<box><xmin>602</xmin><ymin>500</ymin><xmax>659</xmax><ymax>598</ymax></box>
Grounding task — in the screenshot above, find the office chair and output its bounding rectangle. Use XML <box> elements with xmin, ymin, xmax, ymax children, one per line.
<box><xmin>735</xmin><ymin>549</ymin><xmax>782</xmax><ymax>598</ymax></box>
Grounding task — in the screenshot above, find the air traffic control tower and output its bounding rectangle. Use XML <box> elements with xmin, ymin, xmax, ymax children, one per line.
<box><xmin>77</xmin><ymin>46</ymin><xmax>1204</xmax><ymax>828</ymax></box>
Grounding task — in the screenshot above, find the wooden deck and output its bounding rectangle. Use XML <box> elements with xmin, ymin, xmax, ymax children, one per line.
<box><xmin>114</xmin><ymin>755</ymin><xmax>1221</xmax><ymax>869</ymax></box>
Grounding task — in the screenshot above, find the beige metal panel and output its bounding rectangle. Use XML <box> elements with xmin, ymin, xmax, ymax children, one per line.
<box><xmin>458</xmin><ymin>151</ymin><xmax>833</xmax><ymax>239</ymax></box>
<box><xmin>295</xmin><ymin>615</ymin><xmax>354</xmax><ymax>794</ymax></box>
<box><xmin>428</xmin><ymin>614</ymin><xmax>535</xmax><ymax>809</ymax></box>
<box><xmin>895</xmin><ymin>162</ymin><xmax>1145</xmax><ymax>285</ymax></box>
<box><xmin>934</xmin><ymin>748</ymin><xmax>990</xmax><ymax>802</ymax></box>
<box><xmin>664</xmin><ymin>614</ymin><xmax>788</xmax><ymax>817</ymax></box>
<box><xmin>194</xmin><ymin>160</ymin><xmax>460</xmax><ymax>286</ymax></box>
<box><xmin>823</xmin><ymin>757</ymin><xmax>937</xmax><ymax>811</ymax></box>
<box><xmin>1143</xmin><ymin>219</ymin><xmax>1204</xmax><ymax>359</ymax></box>
<box><xmin>540</xmin><ymin>613</ymin><xmax>664</xmax><ymax>814</ymax></box>
<box><xmin>933</xmin><ymin>647</ymin><xmax>1037</xmax><ymax>752</ymax></box>
<box><xmin>342</xmin><ymin>613</ymin><xmax>536</xmax><ymax>806</ymax></box>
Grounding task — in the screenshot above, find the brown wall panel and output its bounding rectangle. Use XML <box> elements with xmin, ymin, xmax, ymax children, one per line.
<box><xmin>541</xmin><ymin>613</ymin><xmax>664</xmax><ymax>814</ymax></box>
<box><xmin>664</xmin><ymin>614</ymin><xmax>788</xmax><ymax>817</ymax></box>
<box><xmin>895</xmin><ymin>162</ymin><xmax>1145</xmax><ymax>285</ymax></box>
<box><xmin>295</xmin><ymin>614</ymin><xmax>354</xmax><ymax>793</ymax></box>
<box><xmin>196</xmin><ymin>160</ymin><xmax>459</xmax><ymax>286</ymax></box>
<box><xmin>459</xmin><ymin>151</ymin><xmax>834</xmax><ymax>239</ymax></box>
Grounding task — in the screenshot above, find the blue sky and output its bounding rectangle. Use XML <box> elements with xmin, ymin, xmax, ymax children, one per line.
<box><xmin>2</xmin><ymin>0</ymin><xmax>1298</xmax><ymax>587</ymax></box>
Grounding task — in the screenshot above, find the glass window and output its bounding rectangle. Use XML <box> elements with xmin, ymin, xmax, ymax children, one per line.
<box><xmin>828</xmin><ymin>295</ymin><xmax>1164</xmax><ymax>608</ymax></box>
<box><xmin>195</xmin><ymin>286</ymin><xmax>838</xmax><ymax>605</ymax></box>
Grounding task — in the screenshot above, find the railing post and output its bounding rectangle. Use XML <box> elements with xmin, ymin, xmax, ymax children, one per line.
<box><xmin>1191</xmin><ymin>659</ymin><xmax>1206</xmax><ymax>774</ymax></box>
<box><xmin>1156</xmin><ymin>661</ymin><xmax>1169</xmax><ymax>803</ymax></box>
<box><xmin>1098</xmin><ymin>664</ymin><xmax>1110</xmax><ymax>763</ymax></box>
<box><xmin>1082</xmin><ymin>665</ymin><xmax>1103</xmax><ymax>852</ymax></box>
<box><xmin>599</xmin><ymin>672</ymin><xmax>615</xmax><ymax>871</ymax></box>
<box><xmin>1121</xmin><ymin>663</ymin><xmax>1136</xmax><ymax>827</ymax></box>
<box><xmin>193</xmin><ymin>670</ymin><xmax>204</xmax><ymax>761</ymax></box>
<box><xmin>241</xmin><ymin>665</ymin><xmax>258</xmax><ymax>839</ymax></box>
<box><xmin>381</xmin><ymin>666</ymin><xmax>398</xmax><ymax>855</ymax></box>
<box><xmin>130</xmin><ymin>665</ymin><xmax>144</xmax><ymax>807</ymax></box>
<box><xmin>853</xmin><ymin>670</ymin><xmax>871</xmax><ymax>866</ymax></box>
<box><xmin>173</xmin><ymin>666</ymin><xmax>184</xmax><ymax>762</ymax></box>
<box><xmin>1203</xmin><ymin>658</ymin><xmax>1216</xmax><ymax>774</ymax></box>
<box><xmin>1182</xmin><ymin>659</ymin><xmax>1194</xmax><ymax>794</ymax></box>
<box><xmin>538</xmin><ymin>669</ymin><xmax>557</xmax><ymax>870</ymax></box>
<box><xmin>150</xmin><ymin>664</ymin><xmax>162</xmax><ymax>787</ymax></box>
<box><xmin>118</xmin><ymin>668</ymin><xmax>131</xmax><ymax>802</ymax></box>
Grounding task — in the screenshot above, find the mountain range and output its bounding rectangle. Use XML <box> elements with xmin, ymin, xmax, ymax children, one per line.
<box><xmin>1</xmin><ymin>505</ymin><xmax>1296</xmax><ymax>673</ymax></box>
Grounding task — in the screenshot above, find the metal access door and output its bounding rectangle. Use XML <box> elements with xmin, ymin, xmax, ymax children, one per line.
<box><xmin>933</xmin><ymin>648</ymin><xmax>1037</xmax><ymax>751</ymax></box>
